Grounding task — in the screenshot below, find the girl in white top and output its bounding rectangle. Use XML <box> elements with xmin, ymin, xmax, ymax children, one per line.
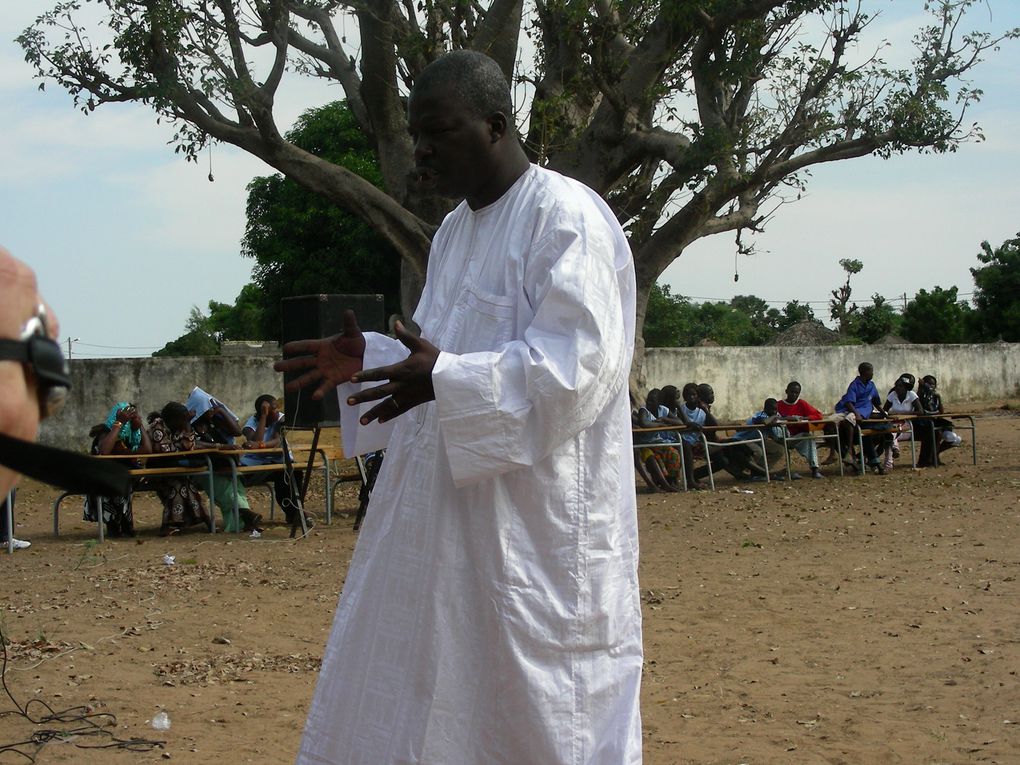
<box><xmin>882</xmin><ymin>374</ymin><xmax>924</xmax><ymax>469</ymax></box>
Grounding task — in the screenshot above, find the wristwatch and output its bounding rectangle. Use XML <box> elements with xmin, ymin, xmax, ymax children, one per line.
<box><xmin>0</xmin><ymin>303</ymin><xmax>71</xmax><ymax>419</ymax></box>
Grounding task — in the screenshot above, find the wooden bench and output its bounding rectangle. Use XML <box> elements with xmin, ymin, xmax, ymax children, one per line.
<box><xmin>53</xmin><ymin>444</ymin><xmax>343</xmax><ymax>541</ymax></box>
<box><xmin>226</xmin><ymin>445</ymin><xmax>348</xmax><ymax>524</ymax></box>
<box><xmin>632</xmin><ymin>423</ymin><xmax>772</xmax><ymax>490</ymax></box>
<box><xmin>778</xmin><ymin>418</ymin><xmax>844</xmax><ymax>480</ymax></box>
<box><xmin>698</xmin><ymin>423</ymin><xmax>774</xmax><ymax>489</ymax></box>
<box><xmin>857</xmin><ymin>412</ymin><xmax>977</xmax><ymax>473</ymax></box>
<box><xmin>53</xmin><ymin>450</ymin><xmax>221</xmax><ymax>541</ymax></box>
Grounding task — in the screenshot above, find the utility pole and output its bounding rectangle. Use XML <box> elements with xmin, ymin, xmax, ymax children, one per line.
<box><xmin>66</xmin><ymin>336</ymin><xmax>79</xmax><ymax>359</ymax></box>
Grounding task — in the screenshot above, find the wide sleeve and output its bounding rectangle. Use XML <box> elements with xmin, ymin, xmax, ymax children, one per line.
<box><xmin>431</xmin><ymin>217</ymin><xmax>630</xmax><ymax>487</ymax></box>
<box><xmin>337</xmin><ymin>331</ymin><xmax>410</xmax><ymax>457</ymax></box>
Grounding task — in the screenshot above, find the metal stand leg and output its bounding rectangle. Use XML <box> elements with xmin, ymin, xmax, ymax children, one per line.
<box><xmin>5</xmin><ymin>492</ymin><xmax>13</xmax><ymax>554</ymax></box>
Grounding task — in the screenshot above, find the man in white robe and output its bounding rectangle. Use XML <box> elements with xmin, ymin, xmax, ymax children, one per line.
<box><xmin>278</xmin><ymin>50</ymin><xmax>642</xmax><ymax>765</ymax></box>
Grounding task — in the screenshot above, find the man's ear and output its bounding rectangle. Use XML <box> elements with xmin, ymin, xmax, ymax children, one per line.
<box><xmin>488</xmin><ymin>112</ymin><xmax>508</xmax><ymax>143</ymax></box>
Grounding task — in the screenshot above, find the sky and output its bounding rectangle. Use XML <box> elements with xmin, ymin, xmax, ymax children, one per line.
<box><xmin>2</xmin><ymin>2</ymin><xmax>1019</xmax><ymax>358</ymax></box>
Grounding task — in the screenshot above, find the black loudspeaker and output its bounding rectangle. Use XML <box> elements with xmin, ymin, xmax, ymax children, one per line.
<box><xmin>281</xmin><ymin>294</ymin><xmax>386</xmax><ymax>427</ymax></box>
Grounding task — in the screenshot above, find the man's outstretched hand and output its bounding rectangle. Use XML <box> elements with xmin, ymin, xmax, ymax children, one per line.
<box><xmin>347</xmin><ymin>321</ymin><xmax>440</xmax><ymax>425</ymax></box>
<box><xmin>274</xmin><ymin>310</ymin><xmax>366</xmax><ymax>401</ymax></box>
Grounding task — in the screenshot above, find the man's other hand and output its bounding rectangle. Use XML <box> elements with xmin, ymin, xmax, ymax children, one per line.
<box><xmin>347</xmin><ymin>322</ymin><xmax>439</xmax><ymax>425</ymax></box>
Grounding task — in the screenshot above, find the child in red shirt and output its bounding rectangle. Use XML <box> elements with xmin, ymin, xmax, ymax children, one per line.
<box><xmin>776</xmin><ymin>381</ymin><xmax>827</xmax><ymax>478</ymax></box>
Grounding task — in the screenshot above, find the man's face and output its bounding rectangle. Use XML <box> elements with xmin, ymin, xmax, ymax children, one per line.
<box><xmin>683</xmin><ymin>389</ymin><xmax>699</xmax><ymax>407</ymax></box>
<box><xmin>785</xmin><ymin>383</ymin><xmax>801</xmax><ymax>402</ymax></box>
<box><xmin>408</xmin><ymin>84</ymin><xmax>496</xmax><ymax>204</ymax></box>
<box><xmin>0</xmin><ymin>248</ymin><xmax>53</xmax><ymax>495</ymax></box>
<box><xmin>860</xmin><ymin>365</ymin><xmax>874</xmax><ymax>382</ymax></box>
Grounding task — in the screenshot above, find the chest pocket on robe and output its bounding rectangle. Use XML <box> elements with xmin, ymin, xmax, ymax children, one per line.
<box><xmin>453</xmin><ymin>286</ymin><xmax>516</xmax><ymax>354</ymax></box>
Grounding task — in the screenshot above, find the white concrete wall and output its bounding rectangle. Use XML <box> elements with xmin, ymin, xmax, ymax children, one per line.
<box><xmin>37</xmin><ymin>343</ymin><xmax>1020</xmax><ymax>448</ymax></box>
<box><xmin>644</xmin><ymin>342</ymin><xmax>1020</xmax><ymax>421</ymax></box>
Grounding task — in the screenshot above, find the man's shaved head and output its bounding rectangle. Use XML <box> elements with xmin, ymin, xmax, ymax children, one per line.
<box><xmin>412</xmin><ymin>50</ymin><xmax>514</xmax><ymax>122</ymax></box>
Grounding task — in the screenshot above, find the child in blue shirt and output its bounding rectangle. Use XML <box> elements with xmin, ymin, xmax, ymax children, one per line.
<box><xmin>834</xmin><ymin>362</ymin><xmax>891</xmax><ymax>474</ymax></box>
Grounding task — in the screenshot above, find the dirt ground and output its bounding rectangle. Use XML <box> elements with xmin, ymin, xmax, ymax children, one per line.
<box><xmin>1</xmin><ymin>407</ymin><xmax>1018</xmax><ymax>764</ymax></box>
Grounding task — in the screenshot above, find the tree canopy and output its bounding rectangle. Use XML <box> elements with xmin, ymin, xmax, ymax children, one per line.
<box><xmin>242</xmin><ymin>100</ymin><xmax>402</xmax><ymax>338</ymax></box>
<box><xmin>900</xmin><ymin>285</ymin><xmax>973</xmax><ymax>343</ymax></box>
<box><xmin>642</xmin><ymin>284</ymin><xmax>818</xmax><ymax>347</ymax></box>
<box><xmin>971</xmin><ymin>233</ymin><xmax>1020</xmax><ymax>342</ymax></box>
<box><xmin>20</xmin><ymin>0</ymin><xmax>1018</xmax><ymax>375</ymax></box>
<box><xmin>851</xmin><ymin>293</ymin><xmax>902</xmax><ymax>343</ymax></box>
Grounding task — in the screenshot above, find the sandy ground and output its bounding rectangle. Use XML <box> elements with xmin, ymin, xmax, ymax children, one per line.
<box><xmin>1</xmin><ymin>407</ymin><xmax>1018</xmax><ymax>764</ymax></box>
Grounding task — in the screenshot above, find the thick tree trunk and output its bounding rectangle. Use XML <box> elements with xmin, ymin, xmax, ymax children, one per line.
<box><xmin>630</xmin><ymin>264</ymin><xmax>657</xmax><ymax>398</ymax></box>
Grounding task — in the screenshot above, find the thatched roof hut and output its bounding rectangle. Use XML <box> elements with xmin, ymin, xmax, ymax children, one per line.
<box><xmin>769</xmin><ymin>320</ymin><xmax>841</xmax><ymax>346</ymax></box>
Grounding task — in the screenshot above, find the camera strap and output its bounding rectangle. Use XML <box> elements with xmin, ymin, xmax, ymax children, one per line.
<box><xmin>0</xmin><ymin>432</ymin><xmax>131</xmax><ymax>496</ymax></box>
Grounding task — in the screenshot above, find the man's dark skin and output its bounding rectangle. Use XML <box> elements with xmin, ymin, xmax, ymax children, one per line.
<box><xmin>274</xmin><ymin>80</ymin><xmax>532</xmax><ymax>419</ymax></box>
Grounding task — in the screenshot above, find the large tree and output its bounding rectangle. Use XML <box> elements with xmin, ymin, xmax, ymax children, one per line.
<box><xmin>19</xmin><ymin>0</ymin><xmax>1018</xmax><ymax>380</ymax></box>
<box><xmin>901</xmin><ymin>285</ymin><xmax>973</xmax><ymax>343</ymax></box>
<box><xmin>970</xmin><ymin>233</ymin><xmax>1020</xmax><ymax>342</ymax></box>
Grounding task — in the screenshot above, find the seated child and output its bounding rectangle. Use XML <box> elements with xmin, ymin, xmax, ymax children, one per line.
<box><xmin>732</xmin><ymin>398</ymin><xmax>787</xmax><ymax>480</ymax></box>
<box><xmin>186</xmin><ymin>387</ymin><xmax>261</xmax><ymax>533</ymax></box>
<box><xmin>776</xmin><ymin>381</ymin><xmax>826</xmax><ymax>478</ymax></box>
<box><xmin>678</xmin><ymin>383</ymin><xmax>726</xmax><ymax>486</ymax></box>
<box><xmin>632</xmin><ymin>390</ymin><xmax>681</xmax><ymax>492</ymax></box>
<box><xmin>882</xmin><ymin>373</ymin><xmax>923</xmax><ymax>470</ymax></box>
<box><xmin>648</xmin><ymin>385</ymin><xmax>701</xmax><ymax>490</ymax></box>
<box><xmin>916</xmin><ymin>375</ymin><xmax>961</xmax><ymax>467</ymax></box>
<box><xmin>148</xmin><ymin>402</ymin><xmax>213</xmax><ymax>536</ymax></box>
<box><xmin>83</xmin><ymin>401</ymin><xmax>152</xmax><ymax>537</ymax></box>
<box><xmin>691</xmin><ymin>382</ymin><xmax>768</xmax><ymax>481</ymax></box>
<box><xmin>241</xmin><ymin>394</ymin><xmax>309</xmax><ymax>527</ymax></box>
<box><xmin>834</xmin><ymin>362</ymin><xmax>891</xmax><ymax>474</ymax></box>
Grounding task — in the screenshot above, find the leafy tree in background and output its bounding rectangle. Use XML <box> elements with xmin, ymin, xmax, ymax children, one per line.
<box><xmin>681</xmin><ymin>302</ymin><xmax>754</xmax><ymax>347</ymax></box>
<box><xmin>729</xmin><ymin>295</ymin><xmax>781</xmax><ymax>345</ymax></box>
<box><xmin>242</xmin><ymin>101</ymin><xmax>402</xmax><ymax>338</ymax></box>
<box><xmin>20</xmin><ymin>0</ymin><xmax>1018</xmax><ymax>384</ymax></box>
<box><xmin>829</xmin><ymin>258</ymin><xmax>863</xmax><ymax>336</ymax></box>
<box><xmin>642</xmin><ymin>283</ymin><xmax>689</xmax><ymax>348</ymax></box>
<box><xmin>644</xmin><ymin>285</ymin><xmax>777</xmax><ymax>347</ymax></box>
<box><xmin>776</xmin><ymin>300</ymin><xmax>816</xmax><ymax>331</ymax></box>
<box><xmin>206</xmin><ymin>284</ymin><xmax>267</xmax><ymax>342</ymax></box>
<box><xmin>971</xmin><ymin>233</ymin><xmax>1020</xmax><ymax>341</ymax></box>
<box><xmin>851</xmin><ymin>294</ymin><xmax>902</xmax><ymax>344</ymax></box>
<box><xmin>644</xmin><ymin>287</ymin><xmax>818</xmax><ymax>347</ymax></box>
<box><xmin>153</xmin><ymin>306</ymin><xmax>220</xmax><ymax>357</ymax></box>
<box><xmin>901</xmin><ymin>286</ymin><xmax>973</xmax><ymax>343</ymax></box>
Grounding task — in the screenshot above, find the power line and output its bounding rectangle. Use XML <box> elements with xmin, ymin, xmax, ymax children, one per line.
<box><xmin>75</xmin><ymin>342</ymin><xmax>160</xmax><ymax>350</ymax></box>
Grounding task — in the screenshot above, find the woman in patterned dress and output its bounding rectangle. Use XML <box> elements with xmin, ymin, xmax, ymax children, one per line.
<box><xmin>147</xmin><ymin>402</ymin><xmax>212</xmax><ymax>535</ymax></box>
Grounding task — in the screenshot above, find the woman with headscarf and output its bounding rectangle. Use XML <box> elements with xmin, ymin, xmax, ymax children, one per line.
<box><xmin>83</xmin><ymin>401</ymin><xmax>151</xmax><ymax>537</ymax></box>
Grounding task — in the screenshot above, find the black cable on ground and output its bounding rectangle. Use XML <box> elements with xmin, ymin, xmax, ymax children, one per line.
<box><xmin>0</xmin><ymin>623</ymin><xmax>166</xmax><ymax>762</ymax></box>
